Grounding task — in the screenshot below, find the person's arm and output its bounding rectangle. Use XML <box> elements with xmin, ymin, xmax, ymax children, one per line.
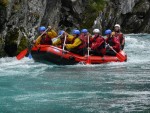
<box><xmin>91</xmin><ymin>38</ymin><xmax>104</xmax><ymax>50</ymax></box>
<box><xmin>121</xmin><ymin>34</ymin><xmax>125</xmax><ymax>45</ymax></box>
<box><xmin>66</xmin><ymin>34</ymin><xmax>74</xmax><ymax>42</ymax></box>
<box><xmin>52</xmin><ymin>38</ymin><xmax>61</xmax><ymax>46</ymax></box>
<box><xmin>47</xmin><ymin>30</ymin><xmax>58</xmax><ymax>39</ymax></box>
<box><xmin>112</xmin><ymin>38</ymin><xmax>120</xmax><ymax>52</ymax></box>
<box><xmin>105</xmin><ymin>38</ymin><xmax>108</xmax><ymax>43</ymax></box>
<box><xmin>65</xmin><ymin>38</ymin><xmax>82</xmax><ymax>50</ymax></box>
<box><xmin>34</xmin><ymin>36</ymin><xmax>42</xmax><ymax>46</ymax></box>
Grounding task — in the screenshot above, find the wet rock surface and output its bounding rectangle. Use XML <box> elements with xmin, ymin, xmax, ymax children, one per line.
<box><xmin>94</xmin><ymin>0</ymin><xmax>150</xmax><ymax>33</ymax></box>
<box><xmin>0</xmin><ymin>0</ymin><xmax>150</xmax><ymax>57</ymax></box>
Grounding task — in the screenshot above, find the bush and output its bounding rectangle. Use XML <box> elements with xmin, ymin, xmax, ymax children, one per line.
<box><xmin>81</xmin><ymin>0</ymin><xmax>106</xmax><ymax>29</ymax></box>
<box><xmin>0</xmin><ymin>0</ymin><xmax>8</xmax><ymax>7</ymax></box>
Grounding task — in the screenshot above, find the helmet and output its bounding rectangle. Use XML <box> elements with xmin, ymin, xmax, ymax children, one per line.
<box><xmin>115</xmin><ymin>24</ymin><xmax>121</xmax><ymax>29</ymax></box>
<box><xmin>72</xmin><ymin>30</ymin><xmax>80</xmax><ymax>35</ymax></box>
<box><xmin>81</xmin><ymin>29</ymin><xmax>88</xmax><ymax>33</ymax></box>
<box><xmin>38</xmin><ymin>26</ymin><xmax>46</xmax><ymax>32</ymax></box>
<box><xmin>111</xmin><ymin>32</ymin><xmax>115</xmax><ymax>36</ymax></box>
<box><xmin>93</xmin><ymin>29</ymin><xmax>100</xmax><ymax>33</ymax></box>
<box><xmin>58</xmin><ymin>30</ymin><xmax>65</xmax><ymax>35</ymax></box>
<box><xmin>105</xmin><ymin>29</ymin><xmax>112</xmax><ymax>35</ymax></box>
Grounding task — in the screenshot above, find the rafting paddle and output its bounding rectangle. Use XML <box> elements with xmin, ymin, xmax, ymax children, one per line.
<box><xmin>28</xmin><ymin>27</ymin><xmax>50</xmax><ymax>59</ymax></box>
<box><xmin>86</xmin><ymin>35</ymin><xmax>91</xmax><ymax>64</ymax></box>
<box><xmin>63</xmin><ymin>34</ymin><xmax>67</xmax><ymax>52</ymax></box>
<box><xmin>28</xmin><ymin>42</ymin><xmax>32</xmax><ymax>59</ymax></box>
<box><xmin>16</xmin><ymin>27</ymin><xmax>50</xmax><ymax>60</ymax></box>
<box><xmin>16</xmin><ymin>49</ymin><xmax>28</xmax><ymax>60</ymax></box>
<box><xmin>106</xmin><ymin>43</ymin><xmax>126</xmax><ymax>62</ymax></box>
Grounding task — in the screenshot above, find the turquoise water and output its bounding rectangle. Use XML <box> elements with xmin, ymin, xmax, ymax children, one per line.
<box><xmin>0</xmin><ymin>34</ymin><xmax>150</xmax><ymax>113</ymax></box>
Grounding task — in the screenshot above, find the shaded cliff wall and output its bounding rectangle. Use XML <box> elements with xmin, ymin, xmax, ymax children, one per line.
<box><xmin>94</xmin><ymin>0</ymin><xmax>150</xmax><ymax>33</ymax></box>
<box><xmin>0</xmin><ymin>0</ymin><xmax>150</xmax><ymax>57</ymax></box>
<box><xmin>0</xmin><ymin>0</ymin><xmax>88</xmax><ymax>57</ymax></box>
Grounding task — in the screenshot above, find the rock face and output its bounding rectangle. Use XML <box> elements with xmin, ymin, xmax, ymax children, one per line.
<box><xmin>0</xmin><ymin>0</ymin><xmax>87</xmax><ymax>57</ymax></box>
<box><xmin>94</xmin><ymin>0</ymin><xmax>150</xmax><ymax>33</ymax></box>
<box><xmin>0</xmin><ymin>0</ymin><xmax>150</xmax><ymax>57</ymax></box>
<box><xmin>0</xmin><ymin>0</ymin><xmax>7</xmax><ymax>57</ymax></box>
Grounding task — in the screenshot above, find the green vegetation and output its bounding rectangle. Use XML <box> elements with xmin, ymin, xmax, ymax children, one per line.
<box><xmin>0</xmin><ymin>0</ymin><xmax>8</xmax><ymax>7</ymax></box>
<box><xmin>88</xmin><ymin>0</ymin><xmax>106</xmax><ymax>12</ymax></box>
<box><xmin>0</xmin><ymin>36</ymin><xmax>6</xmax><ymax>57</ymax></box>
<box><xmin>133</xmin><ymin>0</ymin><xmax>148</xmax><ymax>13</ymax></box>
<box><xmin>5</xmin><ymin>28</ymin><xmax>28</xmax><ymax>56</ymax></box>
<box><xmin>81</xmin><ymin>0</ymin><xmax>106</xmax><ymax>29</ymax></box>
<box><xmin>17</xmin><ymin>36</ymin><xmax>28</xmax><ymax>55</ymax></box>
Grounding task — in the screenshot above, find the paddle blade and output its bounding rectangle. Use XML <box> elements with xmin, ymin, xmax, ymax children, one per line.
<box><xmin>86</xmin><ymin>56</ymin><xmax>91</xmax><ymax>65</ymax></box>
<box><xmin>86</xmin><ymin>59</ymin><xmax>91</xmax><ymax>65</ymax></box>
<box><xmin>28</xmin><ymin>53</ymin><xmax>32</xmax><ymax>59</ymax></box>
<box><xmin>116</xmin><ymin>53</ymin><xmax>126</xmax><ymax>62</ymax></box>
<box><xmin>16</xmin><ymin>49</ymin><xmax>28</xmax><ymax>60</ymax></box>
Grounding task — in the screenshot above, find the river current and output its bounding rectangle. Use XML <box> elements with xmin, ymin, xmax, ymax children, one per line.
<box><xmin>0</xmin><ymin>34</ymin><xmax>150</xmax><ymax>113</ymax></box>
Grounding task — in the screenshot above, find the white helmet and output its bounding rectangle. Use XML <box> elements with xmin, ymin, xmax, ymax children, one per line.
<box><xmin>93</xmin><ymin>29</ymin><xmax>100</xmax><ymax>33</ymax></box>
<box><xmin>115</xmin><ymin>24</ymin><xmax>121</xmax><ymax>29</ymax></box>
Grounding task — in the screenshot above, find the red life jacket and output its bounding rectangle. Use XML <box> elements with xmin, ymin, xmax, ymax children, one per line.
<box><xmin>90</xmin><ymin>35</ymin><xmax>106</xmax><ymax>55</ymax></box>
<box><xmin>79</xmin><ymin>34</ymin><xmax>88</xmax><ymax>48</ymax></box>
<box><xmin>80</xmin><ymin>34</ymin><xmax>88</xmax><ymax>43</ymax></box>
<box><xmin>59</xmin><ymin>36</ymin><xmax>69</xmax><ymax>48</ymax></box>
<box><xmin>114</xmin><ymin>32</ymin><xmax>124</xmax><ymax>44</ymax></box>
<box><xmin>40</xmin><ymin>34</ymin><xmax>52</xmax><ymax>45</ymax></box>
<box><xmin>71</xmin><ymin>36</ymin><xmax>86</xmax><ymax>50</ymax></box>
<box><xmin>106</xmin><ymin>36</ymin><xmax>120</xmax><ymax>52</ymax></box>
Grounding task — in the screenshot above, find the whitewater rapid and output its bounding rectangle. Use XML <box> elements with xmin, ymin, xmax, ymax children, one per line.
<box><xmin>0</xmin><ymin>34</ymin><xmax>150</xmax><ymax>113</ymax></box>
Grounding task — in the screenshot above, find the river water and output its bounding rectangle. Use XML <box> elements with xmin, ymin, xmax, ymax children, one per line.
<box><xmin>0</xmin><ymin>34</ymin><xmax>150</xmax><ymax>113</ymax></box>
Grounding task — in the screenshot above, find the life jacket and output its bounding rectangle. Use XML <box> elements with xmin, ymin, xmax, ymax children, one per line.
<box><xmin>59</xmin><ymin>36</ymin><xmax>69</xmax><ymax>48</ymax></box>
<box><xmin>114</xmin><ymin>32</ymin><xmax>124</xmax><ymax>44</ymax></box>
<box><xmin>80</xmin><ymin>34</ymin><xmax>88</xmax><ymax>43</ymax></box>
<box><xmin>91</xmin><ymin>35</ymin><xmax>105</xmax><ymax>49</ymax></box>
<box><xmin>106</xmin><ymin>37</ymin><xmax>115</xmax><ymax>47</ymax></box>
<box><xmin>106</xmin><ymin>36</ymin><xmax>120</xmax><ymax>52</ymax></box>
<box><xmin>79</xmin><ymin>34</ymin><xmax>88</xmax><ymax>48</ymax></box>
<box><xmin>71</xmin><ymin>36</ymin><xmax>85</xmax><ymax>49</ymax></box>
<box><xmin>91</xmin><ymin>35</ymin><xmax>106</xmax><ymax>55</ymax></box>
<box><xmin>40</xmin><ymin>34</ymin><xmax>52</xmax><ymax>45</ymax></box>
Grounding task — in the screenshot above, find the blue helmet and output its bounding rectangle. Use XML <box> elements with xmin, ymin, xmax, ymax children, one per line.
<box><xmin>38</xmin><ymin>26</ymin><xmax>46</xmax><ymax>32</ymax></box>
<box><xmin>58</xmin><ymin>30</ymin><xmax>65</xmax><ymax>35</ymax></box>
<box><xmin>105</xmin><ymin>29</ymin><xmax>112</xmax><ymax>35</ymax></box>
<box><xmin>72</xmin><ymin>30</ymin><xmax>80</xmax><ymax>35</ymax></box>
<box><xmin>81</xmin><ymin>29</ymin><xmax>88</xmax><ymax>33</ymax></box>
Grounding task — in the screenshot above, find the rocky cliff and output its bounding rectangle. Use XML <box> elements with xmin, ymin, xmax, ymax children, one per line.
<box><xmin>0</xmin><ymin>0</ymin><xmax>150</xmax><ymax>57</ymax></box>
<box><xmin>0</xmin><ymin>0</ymin><xmax>87</xmax><ymax>57</ymax></box>
<box><xmin>94</xmin><ymin>0</ymin><xmax>150</xmax><ymax>33</ymax></box>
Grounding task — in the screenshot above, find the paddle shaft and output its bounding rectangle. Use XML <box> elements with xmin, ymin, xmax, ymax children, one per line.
<box><xmin>38</xmin><ymin>28</ymin><xmax>50</xmax><ymax>38</ymax></box>
<box><xmin>86</xmin><ymin>35</ymin><xmax>91</xmax><ymax>64</ymax></box>
<box><xmin>106</xmin><ymin>43</ymin><xmax>125</xmax><ymax>61</ymax></box>
<box><xmin>63</xmin><ymin>34</ymin><xmax>67</xmax><ymax>51</ymax></box>
<box><xmin>107</xmin><ymin>44</ymin><xmax>117</xmax><ymax>54</ymax></box>
<box><xmin>87</xmin><ymin>35</ymin><xmax>90</xmax><ymax>57</ymax></box>
<box><xmin>52</xmin><ymin>34</ymin><xmax>63</xmax><ymax>43</ymax></box>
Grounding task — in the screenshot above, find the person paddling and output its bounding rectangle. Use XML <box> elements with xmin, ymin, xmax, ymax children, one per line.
<box><xmin>52</xmin><ymin>30</ymin><xmax>72</xmax><ymax>48</ymax></box>
<box><xmin>80</xmin><ymin>29</ymin><xmax>89</xmax><ymax>45</ymax></box>
<box><xmin>112</xmin><ymin>24</ymin><xmax>125</xmax><ymax>50</ymax></box>
<box><xmin>79</xmin><ymin>29</ymin><xmax>91</xmax><ymax>55</ymax></box>
<box><xmin>34</xmin><ymin>26</ymin><xmax>57</xmax><ymax>46</ymax></box>
<box><xmin>105</xmin><ymin>29</ymin><xmax>121</xmax><ymax>56</ymax></box>
<box><xmin>64</xmin><ymin>30</ymin><xmax>85</xmax><ymax>56</ymax></box>
<box><xmin>89</xmin><ymin>29</ymin><xmax>106</xmax><ymax>56</ymax></box>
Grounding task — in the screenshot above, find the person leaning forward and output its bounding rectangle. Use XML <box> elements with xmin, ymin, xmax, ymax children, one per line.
<box><xmin>34</xmin><ymin>26</ymin><xmax>57</xmax><ymax>46</ymax></box>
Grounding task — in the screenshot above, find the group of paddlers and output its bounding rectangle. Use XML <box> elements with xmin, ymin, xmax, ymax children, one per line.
<box><xmin>34</xmin><ymin>24</ymin><xmax>125</xmax><ymax>56</ymax></box>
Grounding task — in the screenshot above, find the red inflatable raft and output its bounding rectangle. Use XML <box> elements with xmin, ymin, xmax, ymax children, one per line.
<box><xmin>31</xmin><ymin>45</ymin><xmax>127</xmax><ymax>65</ymax></box>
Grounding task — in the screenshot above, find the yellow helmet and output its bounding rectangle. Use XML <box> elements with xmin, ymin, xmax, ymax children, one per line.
<box><xmin>111</xmin><ymin>32</ymin><xmax>115</xmax><ymax>36</ymax></box>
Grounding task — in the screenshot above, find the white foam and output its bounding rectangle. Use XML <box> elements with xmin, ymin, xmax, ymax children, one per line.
<box><xmin>0</xmin><ymin>57</ymin><xmax>51</xmax><ymax>77</ymax></box>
